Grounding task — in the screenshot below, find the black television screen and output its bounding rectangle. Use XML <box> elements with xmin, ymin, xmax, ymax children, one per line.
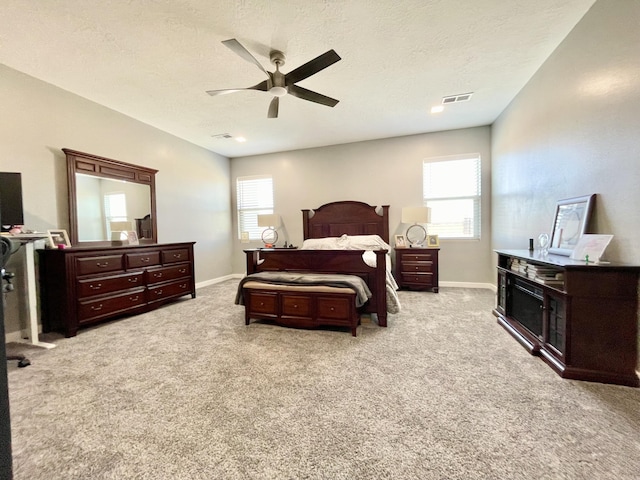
<box><xmin>0</xmin><ymin>172</ymin><xmax>24</xmax><ymax>229</ymax></box>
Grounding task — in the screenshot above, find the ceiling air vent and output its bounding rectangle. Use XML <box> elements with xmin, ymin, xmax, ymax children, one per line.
<box><xmin>211</xmin><ymin>133</ymin><xmax>233</xmax><ymax>139</ymax></box>
<box><xmin>442</xmin><ymin>92</ymin><xmax>473</xmax><ymax>104</ymax></box>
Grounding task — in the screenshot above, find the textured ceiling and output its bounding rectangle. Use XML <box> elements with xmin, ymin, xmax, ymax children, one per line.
<box><xmin>0</xmin><ymin>0</ymin><xmax>595</xmax><ymax>158</ymax></box>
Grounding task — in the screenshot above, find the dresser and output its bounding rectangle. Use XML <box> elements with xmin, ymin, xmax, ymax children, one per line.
<box><xmin>38</xmin><ymin>242</ymin><xmax>196</xmax><ymax>337</ymax></box>
<box><xmin>394</xmin><ymin>247</ymin><xmax>439</xmax><ymax>292</ymax></box>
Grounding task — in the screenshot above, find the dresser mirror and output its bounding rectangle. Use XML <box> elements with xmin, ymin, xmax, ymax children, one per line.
<box><xmin>64</xmin><ymin>148</ymin><xmax>158</xmax><ymax>245</ymax></box>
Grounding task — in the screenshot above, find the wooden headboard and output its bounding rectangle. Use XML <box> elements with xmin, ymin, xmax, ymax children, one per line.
<box><xmin>302</xmin><ymin>201</ymin><xmax>390</xmax><ymax>243</ymax></box>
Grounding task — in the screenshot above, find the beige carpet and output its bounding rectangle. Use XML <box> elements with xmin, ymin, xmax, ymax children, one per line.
<box><xmin>6</xmin><ymin>280</ymin><xmax>640</xmax><ymax>479</ymax></box>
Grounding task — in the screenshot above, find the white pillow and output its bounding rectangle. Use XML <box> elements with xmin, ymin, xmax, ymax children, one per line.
<box><xmin>300</xmin><ymin>237</ymin><xmax>342</xmax><ymax>250</ymax></box>
<box><xmin>341</xmin><ymin>234</ymin><xmax>391</xmax><ymax>251</ymax></box>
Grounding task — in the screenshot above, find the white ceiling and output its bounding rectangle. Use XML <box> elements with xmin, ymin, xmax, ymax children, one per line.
<box><xmin>0</xmin><ymin>0</ymin><xmax>595</xmax><ymax>158</ymax></box>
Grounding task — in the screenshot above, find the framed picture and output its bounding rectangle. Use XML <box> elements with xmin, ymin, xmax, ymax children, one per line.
<box><xmin>47</xmin><ymin>229</ymin><xmax>71</xmax><ymax>249</ymax></box>
<box><xmin>549</xmin><ymin>194</ymin><xmax>596</xmax><ymax>256</ymax></box>
<box><xmin>427</xmin><ymin>234</ymin><xmax>439</xmax><ymax>247</ymax></box>
<box><xmin>126</xmin><ymin>230</ymin><xmax>139</xmax><ymax>246</ymax></box>
<box><xmin>394</xmin><ymin>235</ymin><xmax>406</xmax><ymax>248</ymax></box>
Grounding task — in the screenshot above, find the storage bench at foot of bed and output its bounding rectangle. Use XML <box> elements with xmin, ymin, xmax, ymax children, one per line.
<box><xmin>242</xmin><ymin>282</ymin><xmax>360</xmax><ymax>336</ymax></box>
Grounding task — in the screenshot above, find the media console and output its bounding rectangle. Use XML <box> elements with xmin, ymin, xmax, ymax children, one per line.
<box><xmin>493</xmin><ymin>249</ymin><xmax>640</xmax><ymax>387</ymax></box>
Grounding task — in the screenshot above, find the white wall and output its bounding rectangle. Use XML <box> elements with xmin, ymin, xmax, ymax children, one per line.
<box><xmin>0</xmin><ymin>64</ymin><xmax>233</xmax><ymax>337</ymax></box>
<box><xmin>231</xmin><ymin>126</ymin><xmax>493</xmax><ymax>285</ymax></box>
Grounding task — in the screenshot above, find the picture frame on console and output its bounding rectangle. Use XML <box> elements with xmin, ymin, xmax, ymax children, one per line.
<box><xmin>46</xmin><ymin>229</ymin><xmax>71</xmax><ymax>249</ymax></box>
<box><xmin>549</xmin><ymin>194</ymin><xmax>595</xmax><ymax>256</ymax></box>
<box><xmin>427</xmin><ymin>234</ymin><xmax>439</xmax><ymax>247</ymax></box>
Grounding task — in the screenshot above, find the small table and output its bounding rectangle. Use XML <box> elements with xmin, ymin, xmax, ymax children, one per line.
<box><xmin>394</xmin><ymin>247</ymin><xmax>440</xmax><ymax>292</ymax></box>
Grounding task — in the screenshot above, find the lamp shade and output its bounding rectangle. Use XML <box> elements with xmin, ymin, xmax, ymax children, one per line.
<box><xmin>257</xmin><ymin>214</ymin><xmax>280</xmax><ymax>227</ymax></box>
<box><xmin>401</xmin><ymin>207</ymin><xmax>431</xmax><ymax>224</ymax></box>
<box><xmin>109</xmin><ymin>221</ymin><xmax>132</xmax><ymax>231</ymax></box>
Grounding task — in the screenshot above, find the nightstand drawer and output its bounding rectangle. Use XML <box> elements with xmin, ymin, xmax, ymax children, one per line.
<box><xmin>400</xmin><ymin>253</ymin><xmax>434</xmax><ymax>263</ymax></box>
<box><xmin>400</xmin><ymin>273</ymin><xmax>434</xmax><ymax>286</ymax></box>
<box><xmin>401</xmin><ymin>263</ymin><xmax>433</xmax><ymax>273</ymax></box>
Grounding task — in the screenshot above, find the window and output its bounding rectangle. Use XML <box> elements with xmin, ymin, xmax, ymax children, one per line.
<box><xmin>423</xmin><ymin>155</ymin><xmax>481</xmax><ymax>239</ymax></box>
<box><xmin>104</xmin><ymin>192</ymin><xmax>127</xmax><ymax>236</ymax></box>
<box><xmin>236</xmin><ymin>175</ymin><xmax>274</xmax><ymax>240</ymax></box>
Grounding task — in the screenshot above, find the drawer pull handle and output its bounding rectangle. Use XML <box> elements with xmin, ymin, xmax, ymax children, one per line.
<box><xmin>155</xmin><ymin>289</ymin><xmax>163</xmax><ymax>295</ymax></box>
<box><xmin>129</xmin><ymin>296</ymin><xmax>139</xmax><ymax>302</ymax></box>
<box><xmin>128</xmin><ymin>277</ymin><xmax>139</xmax><ymax>283</ymax></box>
<box><xmin>91</xmin><ymin>304</ymin><xmax>103</xmax><ymax>311</ymax></box>
<box><xmin>141</xmin><ymin>257</ymin><xmax>150</xmax><ymax>263</ymax></box>
<box><xmin>180</xmin><ymin>283</ymin><xmax>187</xmax><ymax>289</ymax></box>
<box><xmin>179</xmin><ymin>268</ymin><xmax>186</xmax><ymax>274</ymax></box>
<box><xmin>415</xmin><ymin>266</ymin><xmax>419</xmax><ymax>270</ymax></box>
<box><xmin>96</xmin><ymin>262</ymin><xmax>109</xmax><ymax>268</ymax></box>
<box><xmin>330</xmin><ymin>307</ymin><xmax>335</xmax><ymax>311</ymax></box>
<box><xmin>173</xmin><ymin>253</ymin><xmax>182</xmax><ymax>259</ymax></box>
<box><xmin>89</xmin><ymin>283</ymin><xmax>102</xmax><ymax>290</ymax></box>
<box><xmin>259</xmin><ymin>302</ymin><xmax>265</xmax><ymax>306</ymax></box>
<box><xmin>154</xmin><ymin>272</ymin><xmax>163</xmax><ymax>278</ymax></box>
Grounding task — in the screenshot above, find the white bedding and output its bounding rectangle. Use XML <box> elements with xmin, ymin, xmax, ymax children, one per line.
<box><xmin>300</xmin><ymin>234</ymin><xmax>401</xmax><ymax>314</ymax></box>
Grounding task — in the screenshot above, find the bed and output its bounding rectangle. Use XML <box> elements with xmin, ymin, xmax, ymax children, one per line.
<box><xmin>236</xmin><ymin>201</ymin><xmax>400</xmax><ymax>334</ymax></box>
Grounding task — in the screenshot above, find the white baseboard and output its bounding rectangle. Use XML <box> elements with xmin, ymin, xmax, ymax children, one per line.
<box><xmin>439</xmin><ymin>281</ymin><xmax>496</xmax><ymax>292</ymax></box>
<box><xmin>195</xmin><ymin>274</ymin><xmax>238</xmax><ymax>289</ymax></box>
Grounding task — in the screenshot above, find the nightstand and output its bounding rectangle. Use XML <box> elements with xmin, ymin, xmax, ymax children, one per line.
<box><xmin>394</xmin><ymin>247</ymin><xmax>439</xmax><ymax>292</ymax></box>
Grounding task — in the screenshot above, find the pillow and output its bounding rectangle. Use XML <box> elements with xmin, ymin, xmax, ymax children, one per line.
<box><xmin>340</xmin><ymin>234</ymin><xmax>391</xmax><ymax>251</ymax></box>
<box><xmin>300</xmin><ymin>237</ymin><xmax>342</xmax><ymax>250</ymax></box>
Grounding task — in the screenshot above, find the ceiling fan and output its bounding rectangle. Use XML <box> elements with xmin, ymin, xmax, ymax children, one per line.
<box><xmin>206</xmin><ymin>38</ymin><xmax>341</xmax><ymax>118</ymax></box>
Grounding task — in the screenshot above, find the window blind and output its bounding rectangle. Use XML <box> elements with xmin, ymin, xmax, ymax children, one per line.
<box><xmin>236</xmin><ymin>175</ymin><xmax>274</xmax><ymax>240</ymax></box>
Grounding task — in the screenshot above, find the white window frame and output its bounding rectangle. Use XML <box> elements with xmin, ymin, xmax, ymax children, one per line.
<box><xmin>422</xmin><ymin>154</ymin><xmax>481</xmax><ymax>240</ymax></box>
<box><xmin>236</xmin><ymin>175</ymin><xmax>274</xmax><ymax>240</ymax></box>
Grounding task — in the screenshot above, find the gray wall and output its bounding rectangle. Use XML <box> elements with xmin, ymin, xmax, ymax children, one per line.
<box><xmin>492</xmin><ymin>0</ymin><xmax>640</xmax><ymax>263</ymax></box>
<box><xmin>491</xmin><ymin>0</ymin><xmax>640</xmax><ymax>366</ymax></box>
<box><xmin>230</xmin><ymin>126</ymin><xmax>493</xmax><ymax>285</ymax></box>
<box><xmin>0</xmin><ymin>64</ymin><xmax>233</xmax><ymax>337</ymax></box>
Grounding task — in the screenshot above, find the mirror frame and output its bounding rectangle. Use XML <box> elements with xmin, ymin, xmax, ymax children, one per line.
<box><xmin>548</xmin><ymin>194</ymin><xmax>595</xmax><ymax>256</ymax></box>
<box><xmin>63</xmin><ymin>148</ymin><xmax>158</xmax><ymax>246</ymax></box>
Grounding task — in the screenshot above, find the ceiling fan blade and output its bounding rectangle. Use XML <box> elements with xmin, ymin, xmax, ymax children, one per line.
<box><xmin>285</xmin><ymin>49</ymin><xmax>341</xmax><ymax>85</ymax></box>
<box><xmin>267</xmin><ymin>97</ymin><xmax>279</xmax><ymax>118</ymax></box>
<box><xmin>206</xmin><ymin>80</ymin><xmax>268</xmax><ymax>96</ymax></box>
<box><xmin>222</xmin><ymin>38</ymin><xmax>269</xmax><ymax>77</ymax></box>
<box><xmin>287</xmin><ymin>84</ymin><xmax>339</xmax><ymax>107</ymax></box>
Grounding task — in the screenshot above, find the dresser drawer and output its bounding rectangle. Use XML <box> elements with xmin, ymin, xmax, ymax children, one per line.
<box><xmin>147</xmin><ymin>278</ymin><xmax>193</xmax><ymax>303</ymax></box>
<box><xmin>317</xmin><ymin>295</ymin><xmax>353</xmax><ymax>320</ymax></box>
<box><xmin>147</xmin><ymin>264</ymin><xmax>191</xmax><ymax>285</ymax></box>
<box><xmin>76</xmin><ymin>255</ymin><xmax>124</xmax><ymax>276</ymax></box>
<box><xmin>162</xmin><ymin>248</ymin><xmax>190</xmax><ymax>264</ymax></box>
<box><xmin>77</xmin><ymin>272</ymin><xmax>145</xmax><ymax>298</ymax></box>
<box><xmin>78</xmin><ymin>288</ymin><xmax>146</xmax><ymax>323</ymax></box>
<box><xmin>281</xmin><ymin>294</ymin><xmax>312</xmax><ymax>317</ymax></box>
<box><xmin>126</xmin><ymin>251</ymin><xmax>161</xmax><ymax>269</ymax></box>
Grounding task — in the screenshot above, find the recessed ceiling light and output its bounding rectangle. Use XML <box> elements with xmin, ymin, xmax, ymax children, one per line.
<box><xmin>431</xmin><ymin>105</ymin><xmax>445</xmax><ymax>114</ymax></box>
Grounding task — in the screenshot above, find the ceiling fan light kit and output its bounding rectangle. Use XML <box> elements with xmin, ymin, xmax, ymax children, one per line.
<box><xmin>206</xmin><ymin>38</ymin><xmax>341</xmax><ymax>118</ymax></box>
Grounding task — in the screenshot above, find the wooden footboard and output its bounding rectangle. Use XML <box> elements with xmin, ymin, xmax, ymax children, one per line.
<box><xmin>244</xmin><ymin>249</ymin><xmax>388</xmax><ymax>327</ymax></box>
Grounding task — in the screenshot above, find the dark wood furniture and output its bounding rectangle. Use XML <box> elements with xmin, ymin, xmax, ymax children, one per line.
<box><xmin>493</xmin><ymin>249</ymin><xmax>640</xmax><ymax>387</ymax></box>
<box><xmin>39</xmin><ymin>242</ymin><xmax>196</xmax><ymax>337</ymax></box>
<box><xmin>241</xmin><ymin>201</ymin><xmax>391</xmax><ymax>333</ymax></box>
<box><xmin>64</xmin><ymin>148</ymin><xmax>158</xmax><ymax>245</ymax></box>
<box><xmin>394</xmin><ymin>247</ymin><xmax>439</xmax><ymax>292</ymax></box>
<box><xmin>242</xmin><ymin>281</ymin><xmax>359</xmax><ymax>336</ymax></box>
